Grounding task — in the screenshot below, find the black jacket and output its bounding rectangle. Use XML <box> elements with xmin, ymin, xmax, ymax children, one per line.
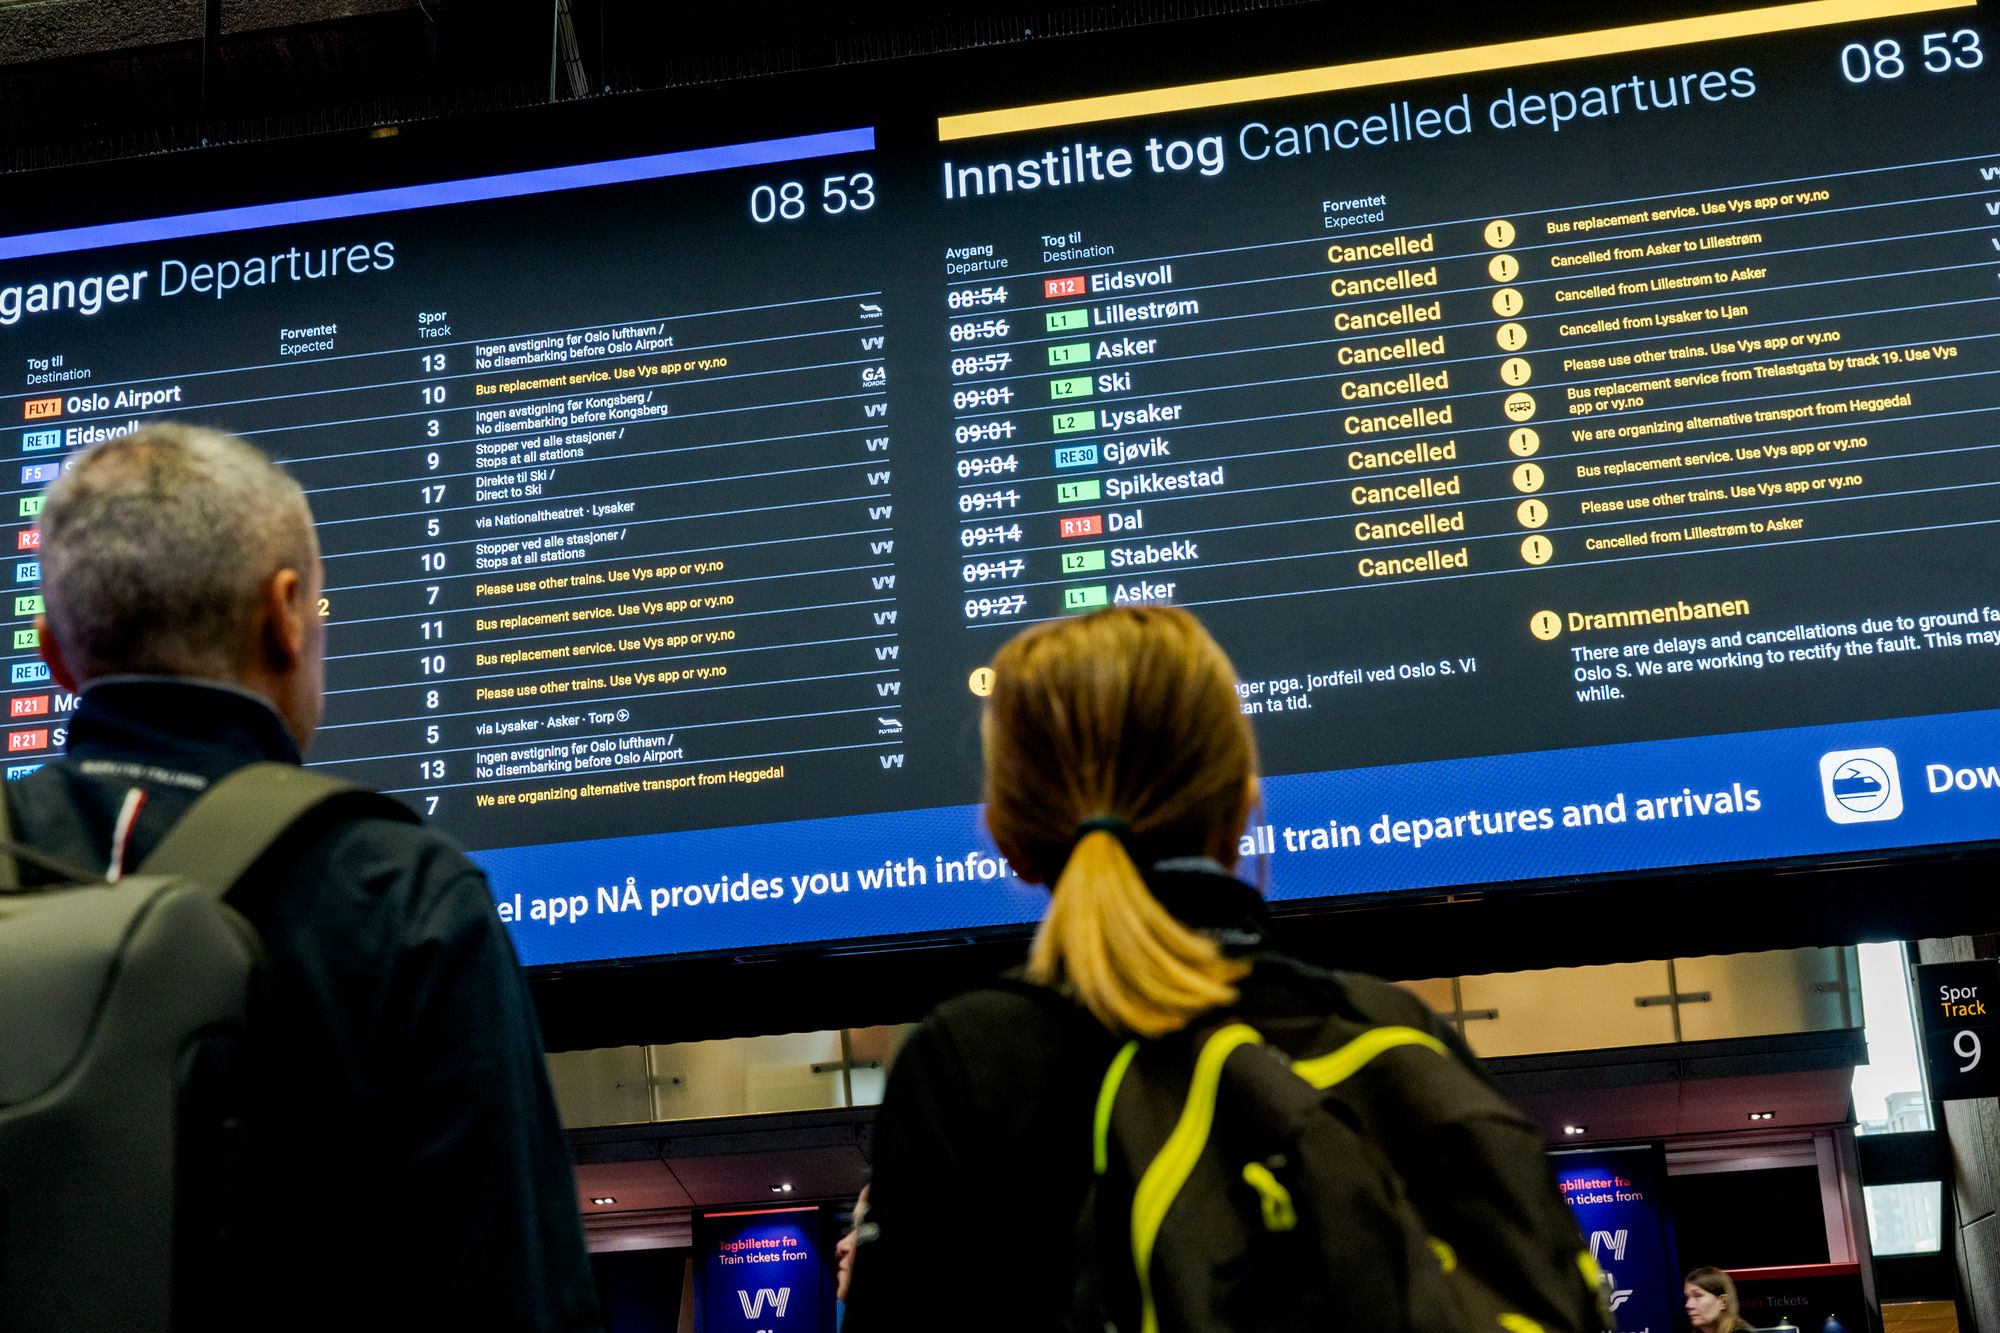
<box><xmin>841</xmin><ymin>863</ymin><xmax>1579</xmax><ymax>1333</ymax></box>
<box><xmin>6</xmin><ymin>680</ymin><xmax>601</xmax><ymax>1332</ymax></box>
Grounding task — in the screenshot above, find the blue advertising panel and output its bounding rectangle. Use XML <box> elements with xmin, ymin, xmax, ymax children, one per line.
<box><xmin>697</xmin><ymin>1207</ymin><xmax>826</xmax><ymax>1333</ymax></box>
<box><xmin>1554</xmin><ymin>1145</ymin><xmax>1680</xmax><ymax>1333</ymax></box>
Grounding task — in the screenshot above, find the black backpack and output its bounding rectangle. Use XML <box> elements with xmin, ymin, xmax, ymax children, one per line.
<box><xmin>1074</xmin><ymin>958</ymin><xmax>1611</xmax><ymax>1333</ymax></box>
<box><xmin>0</xmin><ymin>762</ymin><xmax>411</xmax><ymax>1332</ymax></box>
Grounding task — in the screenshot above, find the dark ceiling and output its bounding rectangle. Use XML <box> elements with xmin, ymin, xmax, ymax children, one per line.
<box><xmin>0</xmin><ymin>0</ymin><xmax>1753</xmax><ymax>175</ymax></box>
<box><xmin>0</xmin><ymin>0</ymin><xmax>1314</xmax><ymax>173</ymax></box>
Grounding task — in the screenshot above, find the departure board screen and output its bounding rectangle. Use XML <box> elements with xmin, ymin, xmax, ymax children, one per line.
<box><xmin>6</xmin><ymin>0</ymin><xmax>2000</xmax><ymax>966</ymax></box>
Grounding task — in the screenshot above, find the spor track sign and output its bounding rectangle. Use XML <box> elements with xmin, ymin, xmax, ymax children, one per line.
<box><xmin>1913</xmin><ymin>959</ymin><xmax>2000</xmax><ymax>1101</ymax></box>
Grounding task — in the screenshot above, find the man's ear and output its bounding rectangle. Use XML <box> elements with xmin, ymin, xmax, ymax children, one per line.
<box><xmin>260</xmin><ymin>568</ymin><xmax>309</xmax><ymax>673</ymax></box>
<box><xmin>35</xmin><ymin>613</ymin><xmax>78</xmax><ymax>693</ymax></box>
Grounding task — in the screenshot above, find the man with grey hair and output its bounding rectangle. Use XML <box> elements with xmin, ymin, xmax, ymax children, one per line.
<box><xmin>7</xmin><ymin>423</ymin><xmax>601</xmax><ymax>1331</ymax></box>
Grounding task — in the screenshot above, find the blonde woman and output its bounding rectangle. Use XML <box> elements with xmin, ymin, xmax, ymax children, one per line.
<box><xmin>843</xmin><ymin>607</ymin><xmax>1597</xmax><ymax>1332</ymax></box>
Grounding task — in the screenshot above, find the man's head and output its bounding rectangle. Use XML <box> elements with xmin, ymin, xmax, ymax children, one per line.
<box><xmin>36</xmin><ymin>423</ymin><xmax>325</xmax><ymax>749</ymax></box>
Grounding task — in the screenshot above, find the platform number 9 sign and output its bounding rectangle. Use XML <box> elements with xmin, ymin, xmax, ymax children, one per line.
<box><xmin>1914</xmin><ymin>962</ymin><xmax>2000</xmax><ymax>1101</ymax></box>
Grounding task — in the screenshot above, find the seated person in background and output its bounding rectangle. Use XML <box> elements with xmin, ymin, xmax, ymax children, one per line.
<box><xmin>1685</xmin><ymin>1266</ymin><xmax>1756</xmax><ymax>1333</ymax></box>
<box><xmin>11</xmin><ymin>423</ymin><xmax>600</xmax><ymax>1331</ymax></box>
<box><xmin>844</xmin><ymin>604</ymin><xmax>1603</xmax><ymax>1333</ymax></box>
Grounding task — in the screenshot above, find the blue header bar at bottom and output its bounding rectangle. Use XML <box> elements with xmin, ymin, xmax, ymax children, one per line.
<box><xmin>477</xmin><ymin>704</ymin><xmax>2000</xmax><ymax>967</ymax></box>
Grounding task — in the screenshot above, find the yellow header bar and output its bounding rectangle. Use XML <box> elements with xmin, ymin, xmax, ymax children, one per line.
<box><xmin>936</xmin><ymin>0</ymin><xmax>1975</xmax><ymax>141</ymax></box>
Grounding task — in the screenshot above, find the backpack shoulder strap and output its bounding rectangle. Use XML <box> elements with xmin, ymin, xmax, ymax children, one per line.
<box><xmin>138</xmin><ymin>761</ymin><xmax>414</xmax><ymax>897</ymax></box>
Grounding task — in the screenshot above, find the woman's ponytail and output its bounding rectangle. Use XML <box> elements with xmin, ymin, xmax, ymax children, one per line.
<box><xmin>984</xmin><ymin>605</ymin><xmax>1260</xmax><ymax>1038</ymax></box>
<box><xmin>1025</xmin><ymin>828</ymin><xmax>1248</xmax><ymax>1038</ymax></box>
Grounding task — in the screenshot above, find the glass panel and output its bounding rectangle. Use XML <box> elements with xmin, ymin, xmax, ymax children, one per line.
<box><xmin>1456</xmin><ymin>961</ymin><xmax>1676</xmax><ymax>1057</ymax></box>
<box><xmin>1881</xmin><ymin>1300</ymin><xmax>1960</xmax><ymax>1333</ymax></box>
<box><xmin>647</xmin><ymin>1030</ymin><xmax>847</xmax><ymax>1120</ymax></box>
<box><xmin>842</xmin><ymin>1023</ymin><xmax>916</xmax><ymax>1107</ymax></box>
<box><xmin>545</xmin><ymin>1045</ymin><xmax>653</xmax><ymax>1129</ymax></box>
<box><xmin>1853</xmin><ymin>942</ymin><xmax>1933</xmax><ymax>1134</ymax></box>
<box><xmin>1674</xmin><ymin>948</ymin><xmax>1858</xmax><ymax>1041</ymax></box>
<box><xmin>1864</xmin><ymin>1181</ymin><xmax>1944</xmax><ymax>1255</ymax></box>
<box><xmin>1395</xmin><ymin>977</ymin><xmax>1458</xmax><ymax>1017</ymax></box>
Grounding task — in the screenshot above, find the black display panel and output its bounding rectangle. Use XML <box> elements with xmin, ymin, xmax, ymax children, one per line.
<box><xmin>4</xmin><ymin>0</ymin><xmax>2000</xmax><ymax>967</ymax></box>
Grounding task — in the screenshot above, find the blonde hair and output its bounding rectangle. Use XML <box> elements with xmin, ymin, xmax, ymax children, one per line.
<box><xmin>982</xmin><ymin>606</ymin><xmax>1258</xmax><ymax>1038</ymax></box>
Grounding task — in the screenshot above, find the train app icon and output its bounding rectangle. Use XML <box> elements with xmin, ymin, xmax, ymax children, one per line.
<box><xmin>1819</xmin><ymin>748</ymin><xmax>1904</xmax><ymax>824</ymax></box>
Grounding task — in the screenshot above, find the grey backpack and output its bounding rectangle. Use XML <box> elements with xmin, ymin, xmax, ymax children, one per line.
<box><xmin>0</xmin><ymin>762</ymin><xmax>405</xmax><ymax>1332</ymax></box>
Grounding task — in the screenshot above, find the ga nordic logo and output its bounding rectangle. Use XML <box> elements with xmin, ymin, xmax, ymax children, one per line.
<box><xmin>1819</xmin><ymin>748</ymin><xmax>1903</xmax><ymax>824</ymax></box>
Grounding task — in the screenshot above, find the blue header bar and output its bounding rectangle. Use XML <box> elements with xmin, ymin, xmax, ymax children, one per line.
<box><xmin>479</xmin><ymin>702</ymin><xmax>2000</xmax><ymax>966</ymax></box>
<box><xmin>0</xmin><ymin>127</ymin><xmax>877</xmax><ymax>263</ymax></box>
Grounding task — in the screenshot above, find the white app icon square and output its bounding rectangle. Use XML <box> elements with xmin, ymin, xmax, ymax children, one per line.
<box><xmin>1819</xmin><ymin>748</ymin><xmax>1904</xmax><ymax>824</ymax></box>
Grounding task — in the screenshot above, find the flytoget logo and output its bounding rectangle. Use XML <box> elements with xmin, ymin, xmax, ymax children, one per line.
<box><xmin>1819</xmin><ymin>748</ymin><xmax>1904</xmax><ymax>824</ymax></box>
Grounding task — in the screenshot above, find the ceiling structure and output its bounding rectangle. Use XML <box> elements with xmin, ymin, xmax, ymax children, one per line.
<box><xmin>0</xmin><ymin>0</ymin><xmax>1762</xmax><ymax>177</ymax></box>
<box><xmin>0</xmin><ymin>0</ymin><xmax>1317</xmax><ymax>174</ymax></box>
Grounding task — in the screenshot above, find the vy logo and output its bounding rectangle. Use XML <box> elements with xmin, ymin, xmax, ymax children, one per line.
<box><xmin>737</xmin><ymin>1287</ymin><xmax>791</xmax><ymax>1320</ymax></box>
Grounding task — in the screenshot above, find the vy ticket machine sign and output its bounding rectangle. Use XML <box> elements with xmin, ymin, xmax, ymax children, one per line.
<box><xmin>1912</xmin><ymin>961</ymin><xmax>2000</xmax><ymax>1102</ymax></box>
<box><xmin>696</xmin><ymin>1206</ymin><xmax>825</xmax><ymax>1333</ymax></box>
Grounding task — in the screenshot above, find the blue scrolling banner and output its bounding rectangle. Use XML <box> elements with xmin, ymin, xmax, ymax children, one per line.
<box><xmin>483</xmin><ymin>703</ymin><xmax>2000</xmax><ymax>966</ymax></box>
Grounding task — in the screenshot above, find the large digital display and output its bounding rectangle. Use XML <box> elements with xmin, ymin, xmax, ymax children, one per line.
<box><xmin>5</xmin><ymin>0</ymin><xmax>2000</xmax><ymax>966</ymax></box>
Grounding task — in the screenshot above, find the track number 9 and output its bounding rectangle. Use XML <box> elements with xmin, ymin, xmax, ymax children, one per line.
<box><xmin>1954</xmin><ymin>1029</ymin><xmax>1982</xmax><ymax>1073</ymax></box>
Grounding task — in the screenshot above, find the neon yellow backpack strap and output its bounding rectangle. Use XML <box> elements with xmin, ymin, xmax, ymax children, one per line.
<box><xmin>1093</xmin><ymin>1040</ymin><xmax>1141</xmax><ymax>1176</ymax></box>
<box><xmin>1291</xmin><ymin>1025</ymin><xmax>1449</xmax><ymax>1089</ymax></box>
<box><xmin>1127</xmin><ymin>1023</ymin><xmax>1264</xmax><ymax>1333</ymax></box>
